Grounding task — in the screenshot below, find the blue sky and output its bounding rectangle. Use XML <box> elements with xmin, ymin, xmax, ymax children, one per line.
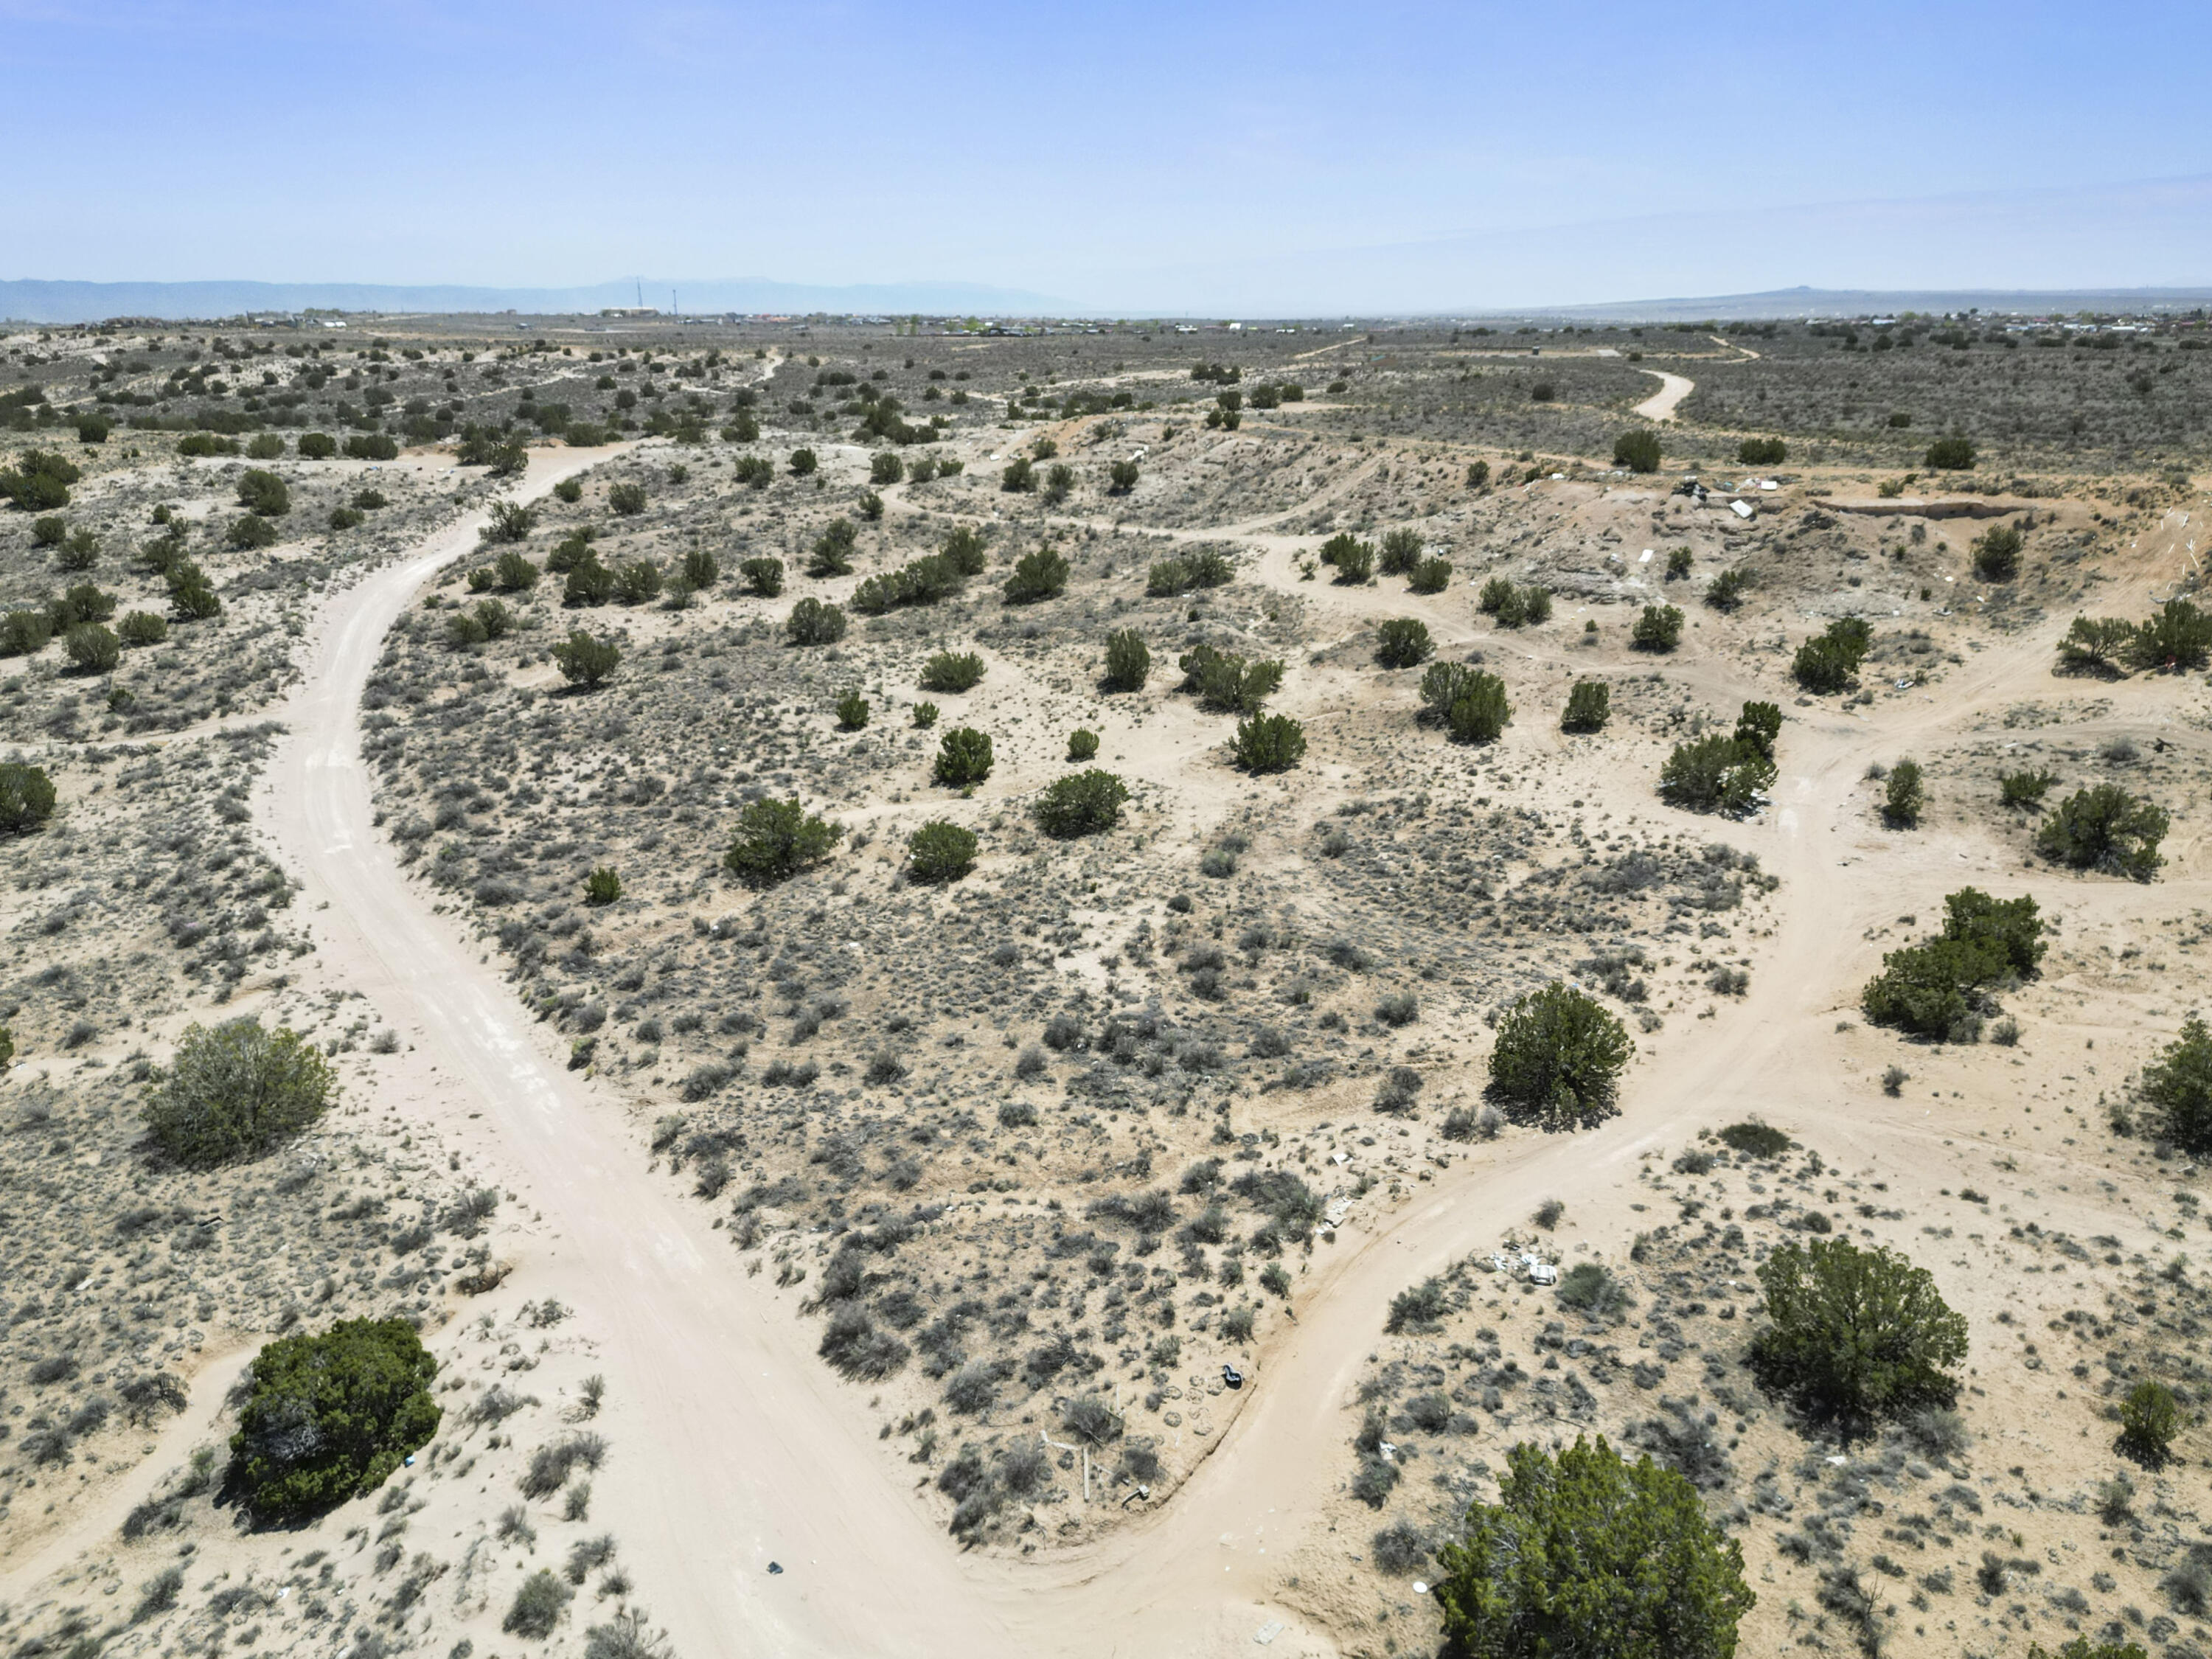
<box><xmin>8</xmin><ymin>0</ymin><xmax>2211</xmax><ymax>310</ymax></box>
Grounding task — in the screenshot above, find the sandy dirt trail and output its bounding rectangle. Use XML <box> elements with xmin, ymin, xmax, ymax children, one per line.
<box><xmin>0</xmin><ymin>1341</ymin><xmax>254</xmax><ymax>1607</ymax></box>
<box><xmin>259</xmin><ymin>448</ymin><xmax>1025</xmax><ymax>1659</ymax></box>
<box><xmin>1632</xmin><ymin>369</ymin><xmax>1694</xmax><ymax>421</ymax></box>
<box><xmin>213</xmin><ymin>429</ymin><xmax>2203</xmax><ymax>1659</ymax></box>
<box><xmin>959</xmin><ymin>493</ymin><xmax>2212</xmax><ymax>1652</ymax></box>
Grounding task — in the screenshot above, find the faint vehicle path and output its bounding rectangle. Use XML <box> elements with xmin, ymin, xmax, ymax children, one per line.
<box><xmin>0</xmin><ymin>1340</ymin><xmax>254</xmax><ymax>1606</ymax></box>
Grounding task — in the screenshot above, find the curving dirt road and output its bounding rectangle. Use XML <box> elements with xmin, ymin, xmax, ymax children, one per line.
<box><xmin>260</xmin><ymin>447</ymin><xmax>1031</xmax><ymax>1659</ymax></box>
<box><xmin>226</xmin><ymin>436</ymin><xmax>2205</xmax><ymax>1658</ymax></box>
<box><xmin>1632</xmin><ymin>368</ymin><xmax>1694</xmax><ymax>422</ymax></box>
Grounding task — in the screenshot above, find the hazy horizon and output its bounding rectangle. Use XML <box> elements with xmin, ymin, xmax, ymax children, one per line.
<box><xmin>10</xmin><ymin>273</ymin><xmax>2212</xmax><ymax>329</ymax></box>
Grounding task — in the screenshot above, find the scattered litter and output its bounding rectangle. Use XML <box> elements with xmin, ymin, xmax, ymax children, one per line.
<box><xmin>1254</xmin><ymin>1621</ymin><xmax>1284</xmax><ymax>1646</ymax></box>
<box><xmin>1324</xmin><ymin>1197</ymin><xmax>1353</xmax><ymax>1227</ymax></box>
<box><xmin>1759</xmin><ymin>479</ymin><xmax>1778</xmax><ymax>491</ymax></box>
<box><xmin>1638</xmin><ymin>549</ymin><xmax>1654</xmax><ymax>563</ymax></box>
<box><xmin>1826</xmin><ymin>1455</ymin><xmax>1848</xmax><ymax>1467</ymax></box>
<box><xmin>1412</xmin><ymin>1581</ymin><xmax>1430</xmax><ymax>1596</ymax></box>
<box><xmin>768</xmin><ymin>1561</ymin><xmax>784</xmax><ymax>1575</ymax></box>
<box><xmin>1379</xmin><ymin>1441</ymin><xmax>1398</xmax><ymax>1462</ymax></box>
<box><xmin>1522</xmin><ymin>1253</ymin><xmax>1559</xmax><ymax>1285</ymax></box>
<box><xmin>1331</xmin><ymin>1151</ymin><xmax>1350</xmax><ymax>1166</ymax></box>
<box><xmin>1222</xmin><ymin>1363</ymin><xmax>1245</xmax><ymax>1389</ymax></box>
<box><xmin>1729</xmin><ymin>499</ymin><xmax>1755</xmax><ymax>520</ymax></box>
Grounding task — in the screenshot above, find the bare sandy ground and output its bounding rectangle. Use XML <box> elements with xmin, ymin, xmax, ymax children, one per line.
<box><xmin>7</xmin><ymin>324</ymin><xmax>2205</xmax><ymax>1659</ymax></box>
<box><xmin>143</xmin><ymin>414</ymin><xmax>2199</xmax><ymax>1658</ymax></box>
<box><xmin>0</xmin><ymin>1341</ymin><xmax>255</xmax><ymax>1607</ymax></box>
<box><xmin>10</xmin><ymin>345</ymin><xmax>2194</xmax><ymax>1650</ymax></box>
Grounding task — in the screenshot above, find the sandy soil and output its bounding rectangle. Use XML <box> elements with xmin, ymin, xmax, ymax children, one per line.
<box><xmin>177</xmin><ymin>421</ymin><xmax>2202</xmax><ymax>1656</ymax></box>
<box><xmin>7</xmin><ymin>320</ymin><xmax>2207</xmax><ymax>1659</ymax></box>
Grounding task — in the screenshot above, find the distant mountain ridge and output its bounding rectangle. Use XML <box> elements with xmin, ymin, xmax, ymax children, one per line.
<box><xmin>1503</xmin><ymin>285</ymin><xmax>2212</xmax><ymax>321</ymax></box>
<box><xmin>0</xmin><ymin>276</ymin><xmax>1069</xmax><ymax>324</ymax></box>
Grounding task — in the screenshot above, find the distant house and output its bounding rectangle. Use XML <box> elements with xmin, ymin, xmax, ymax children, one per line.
<box><xmin>599</xmin><ymin>306</ymin><xmax>659</xmax><ymax>319</ymax></box>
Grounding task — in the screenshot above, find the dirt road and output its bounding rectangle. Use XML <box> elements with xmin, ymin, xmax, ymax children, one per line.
<box><xmin>260</xmin><ymin>448</ymin><xmax>1028</xmax><ymax>1659</ymax></box>
<box><xmin>225</xmin><ymin>438</ymin><xmax>2203</xmax><ymax>1658</ymax></box>
<box><xmin>1632</xmin><ymin>368</ymin><xmax>1694</xmax><ymax>421</ymax></box>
